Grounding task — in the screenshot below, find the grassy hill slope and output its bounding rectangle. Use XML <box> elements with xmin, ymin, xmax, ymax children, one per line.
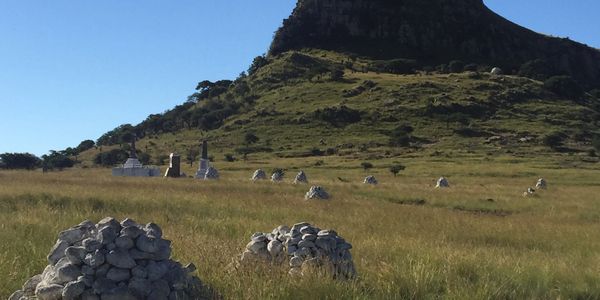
<box><xmin>78</xmin><ymin>50</ymin><xmax>600</xmax><ymax>168</ymax></box>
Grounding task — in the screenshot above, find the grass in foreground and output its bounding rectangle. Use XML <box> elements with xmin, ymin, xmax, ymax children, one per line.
<box><xmin>2</xmin><ymin>158</ymin><xmax>600</xmax><ymax>299</ymax></box>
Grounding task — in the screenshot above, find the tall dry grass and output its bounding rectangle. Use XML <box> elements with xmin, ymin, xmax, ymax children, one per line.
<box><xmin>1</xmin><ymin>160</ymin><xmax>600</xmax><ymax>299</ymax></box>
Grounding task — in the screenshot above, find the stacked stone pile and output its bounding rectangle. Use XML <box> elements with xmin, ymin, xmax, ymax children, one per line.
<box><xmin>363</xmin><ymin>176</ymin><xmax>378</xmax><ymax>185</ymax></box>
<box><xmin>305</xmin><ymin>186</ymin><xmax>329</xmax><ymax>200</ymax></box>
<box><xmin>435</xmin><ymin>177</ymin><xmax>450</xmax><ymax>188</ymax></box>
<box><xmin>203</xmin><ymin>167</ymin><xmax>219</xmax><ymax>180</ymax></box>
<box><xmin>536</xmin><ymin>178</ymin><xmax>547</xmax><ymax>190</ymax></box>
<box><xmin>251</xmin><ymin>169</ymin><xmax>267</xmax><ymax>181</ymax></box>
<box><xmin>240</xmin><ymin>222</ymin><xmax>356</xmax><ymax>279</ymax></box>
<box><xmin>293</xmin><ymin>171</ymin><xmax>308</xmax><ymax>184</ymax></box>
<box><xmin>271</xmin><ymin>171</ymin><xmax>284</xmax><ymax>182</ymax></box>
<box><xmin>10</xmin><ymin>218</ymin><xmax>204</xmax><ymax>300</ymax></box>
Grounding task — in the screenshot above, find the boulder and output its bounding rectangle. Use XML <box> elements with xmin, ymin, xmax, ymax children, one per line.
<box><xmin>435</xmin><ymin>177</ymin><xmax>450</xmax><ymax>188</ymax></box>
<box><xmin>11</xmin><ymin>218</ymin><xmax>206</xmax><ymax>300</ymax></box>
<box><xmin>363</xmin><ymin>175</ymin><xmax>378</xmax><ymax>185</ymax></box>
<box><xmin>305</xmin><ymin>186</ymin><xmax>330</xmax><ymax>200</ymax></box>
<box><xmin>536</xmin><ymin>178</ymin><xmax>547</xmax><ymax>190</ymax></box>
<box><xmin>293</xmin><ymin>171</ymin><xmax>308</xmax><ymax>184</ymax></box>
<box><xmin>240</xmin><ymin>222</ymin><xmax>357</xmax><ymax>280</ymax></box>
<box><xmin>251</xmin><ymin>169</ymin><xmax>267</xmax><ymax>181</ymax></box>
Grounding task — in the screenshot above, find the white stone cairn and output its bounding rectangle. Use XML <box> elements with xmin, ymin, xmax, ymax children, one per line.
<box><xmin>203</xmin><ymin>166</ymin><xmax>219</xmax><ymax>180</ymax></box>
<box><xmin>10</xmin><ymin>218</ymin><xmax>204</xmax><ymax>300</ymax></box>
<box><xmin>435</xmin><ymin>177</ymin><xmax>450</xmax><ymax>188</ymax></box>
<box><xmin>251</xmin><ymin>169</ymin><xmax>267</xmax><ymax>181</ymax></box>
<box><xmin>305</xmin><ymin>186</ymin><xmax>329</xmax><ymax>200</ymax></box>
<box><xmin>271</xmin><ymin>171</ymin><xmax>284</xmax><ymax>182</ymax></box>
<box><xmin>240</xmin><ymin>222</ymin><xmax>357</xmax><ymax>280</ymax></box>
<box><xmin>363</xmin><ymin>176</ymin><xmax>378</xmax><ymax>185</ymax></box>
<box><xmin>490</xmin><ymin>67</ymin><xmax>503</xmax><ymax>75</ymax></box>
<box><xmin>293</xmin><ymin>171</ymin><xmax>308</xmax><ymax>184</ymax></box>
<box><xmin>536</xmin><ymin>178</ymin><xmax>547</xmax><ymax>190</ymax></box>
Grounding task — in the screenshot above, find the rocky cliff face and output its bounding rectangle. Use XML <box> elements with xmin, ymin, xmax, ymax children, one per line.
<box><xmin>270</xmin><ymin>0</ymin><xmax>600</xmax><ymax>89</ymax></box>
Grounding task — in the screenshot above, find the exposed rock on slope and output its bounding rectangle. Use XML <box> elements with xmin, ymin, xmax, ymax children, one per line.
<box><xmin>271</xmin><ymin>0</ymin><xmax>600</xmax><ymax>89</ymax></box>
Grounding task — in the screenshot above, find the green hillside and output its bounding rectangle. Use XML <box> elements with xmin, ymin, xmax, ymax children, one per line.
<box><xmin>78</xmin><ymin>49</ymin><xmax>600</xmax><ymax>167</ymax></box>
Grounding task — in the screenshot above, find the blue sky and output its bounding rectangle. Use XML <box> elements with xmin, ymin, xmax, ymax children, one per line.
<box><xmin>0</xmin><ymin>0</ymin><xmax>598</xmax><ymax>156</ymax></box>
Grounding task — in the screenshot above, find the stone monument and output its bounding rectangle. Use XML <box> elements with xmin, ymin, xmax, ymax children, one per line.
<box><xmin>164</xmin><ymin>153</ymin><xmax>182</xmax><ymax>178</ymax></box>
<box><xmin>435</xmin><ymin>177</ymin><xmax>450</xmax><ymax>188</ymax></box>
<box><xmin>112</xmin><ymin>138</ymin><xmax>161</xmax><ymax>177</ymax></box>
<box><xmin>195</xmin><ymin>141</ymin><xmax>211</xmax><ymax>179</ymax></box>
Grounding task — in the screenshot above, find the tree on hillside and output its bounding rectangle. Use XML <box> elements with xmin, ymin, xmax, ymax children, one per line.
<box><xmin>186</xmin><ymin>147</ymin><xmax>199</xmax><ymax>167</ymax></box>
<box><xmin>0</xmin><ymin>153</ymin><xmax>41</xmax><ymax>170</ymax></box>
<box><xmin>76</xmin><ymin>140</ymin><xmax>95</xmax><ymax>153</ymax></box>
<box><xmin>389</xmin><ymin>124</ymin><xmax>414</xmax><ymax>147</ymax></box>
<box><xmin>42</xmin><ymin>151</ymin><xmax>75</xmax><ymax>171</ymax></box>
<box><xmin>543</xmin><ymin>76</ymin><xmax>583</xmax><ymax>99</ymax></box>
<box><xmin>248</xmin><ymin>55</ymin><xmax>269</xmax><ymax>75</ymax></box>
<box><xmin>244</xmin><ymin>132</ymin><xmax>259</xmax><ymax>146</ymax></box>
<box><xmin>361</xmin><ymin>162</ymin><xmax>374</xmax><ymax>172</ymax></box>
<box><xmin>389</xmin><ymin>164</ymin><xmax>406</xmax><ymax>177</ymax></box>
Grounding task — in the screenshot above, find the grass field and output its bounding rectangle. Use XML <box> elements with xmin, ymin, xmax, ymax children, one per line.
<box><xmin>2</xmin><ymin>156</ymin><xmax>600</xmax><ymax>299</ymax></box>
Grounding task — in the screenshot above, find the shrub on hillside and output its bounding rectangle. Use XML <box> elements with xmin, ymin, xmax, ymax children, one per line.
<box><xmin>519</xmin><ymin>59</ymin><xmax>556</xmax><ymax>81</ymax></box>
<box><xmin>313</xmin><ymin>105</ymin><xmax>362</xmax><ymax>126</ymax></box>
<box><xmin>94</xmin><ymin>149</ymin><xmax>128</xmax><ymax>167</ymax></box>
<box><xmin>41</xmin><ymin>151</ymin><xmax>75</xmax><ymax>170</ymax></box>
<box><xmin>448</xmin><ymin>60</ymin><xmax>465</xmax><ymax>73</ymax></box>
<box><xmin>0</xmin><ymin>153</ymin><xmax>41</xmax><ymax>170</ymax></box>
<box><xmin>543</xmin><ymin>76</ymin><xmax>583</xmax><ymax>99</ymax></box>
<box><xmin>543</xmin><ymin>131</ymin><xmax>567</xmax><ymax>150</ymax></box>
<box><xmin>389</xmin><ymin>124</ymin><xmax>414</xmax><ymax>147</ymax></box>
<box><xmin>368</xmin><ymin>59</ymin><xmax>417</xmax><ymax>74</ymax></box>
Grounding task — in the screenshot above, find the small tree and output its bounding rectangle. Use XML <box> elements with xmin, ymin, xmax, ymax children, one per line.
<box><xmin>543</xmin><ymin>76</ymin><xmax>583</xmax><ymax>99</ymax></box>
<box><xmin>361</xmin><ymin>162</ymin><xmax>374</xmax><ymax>172</ymax></box>
<box><xmin>330</xmin><ymin>67</ymin><xmax>345</xmax><ymax>81</ymax></box>
<box><xmin>389</xmin><ymin>124</ymin><xmax>414</xmax><ymax>147</ymax></box>
<box><xmin>186</xmin><ymin>147</ymin><xmax>199</xmax><ymax>167</ymax></box>
<box><xmin>592</xmin><ymin>135</ymin><xmax>600</xmax><ymax>153</ymax></box>
<box><xmin>244</xmin><ymin>132</ymin><xmax>259</xmax><ymax>146</ymax></box>
<box><xmin>543</xmin><ymin>131</ymin><xmax>566</xmax><ymax>150</ymax></box>
<box><xmin>224</xmin><ymin>153</ymin><xmax>236</xmax><ymax>162</ymax></box>
<box><xmin>389</xmin><ymin>164</ymin><xmax>406</xmax><ymax>177</ymax></box>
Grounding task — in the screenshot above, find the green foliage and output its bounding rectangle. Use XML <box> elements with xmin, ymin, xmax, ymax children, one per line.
<box><xmin>313</xmin><ymin>105</ymin><xmax>362</xmax><ymax>127</ymax></box>
<box><xmin>76</xmin><ymin>140</ymin><xmax>95</xmax><ymax>153</ymax></box>
<box><xmin>389</xmin><ymin>124</ymin><xmax>414</xmax><ymax>147</ymax></box>
<box><xmin>224</xmin><ymin>153</ymin><xmax>236</xmax><ymax>162</ymax></box>
<box><xmin>448</xmin><ymin>60</ymin><xmax>465</xmax><ymax>73</ymax></box>
<box><xmin>519</xmin><ymin>59</ymin><xmax>556</xmax><ymax>81</ymax></box>
<box><xmin>137</xmin><ymin>152</ymin><xmax>151</xmax><ymax>165</ymax></box>
<box><xmin>592</xmin><ymin>135</ymin><xmax>600</xmax><ymax>153</ymax></box>
<box><xmin>543</xmin><ymin>131</ymin><xmax>567</xmax><ymax>150</ymax></box>
<box><xmin>361</xmin><ymin>161</ymin><xmax>374</xmax><ymax>171</ymax></box>
<box><xmin>368</xmin><ymin>59</ymin><xmax>417</xmax><ymax>74</ymax></box>
<box><xmin>543</xmin><ymin>76</ymin><xmax>583</xmax><ymax>99</ymax></box>
<box><xmin>389</xmin><ymin>164</ymin><xmax>406</xmax><ymax>176</ymax></box>
<box><xmin>0</xmin><ymin>153</ymin><xmax>41</xmax><ymax>170</ymax></box>
<box><xmin>248</xmin><ymin>55</ymin><xmax>269</xmax><ymax>75</ymax></box>
<box><xmin>244</xmin><ymin>132</ymin><xmax>259</xmax><ymax>146</ymax></box>
<box><xmin>93</xmin><ymin>149</ymin><xmax>128</xmax><ymax>167</ymax></box>
<box><xmin>41</xmin><ymin>151</ymin><xmax>74</xmax><ymax>170</ymax></box>
<box><xmin>329</xmin><ymin>67</ymin><xmax>345</xmax><ymax>81</ymax></box>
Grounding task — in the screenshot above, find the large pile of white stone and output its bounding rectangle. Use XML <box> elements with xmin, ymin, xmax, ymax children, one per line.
<box><xmin>251</xmin><ymin>169</ymin><xmax>267</xmax><ymax>181</ymax></box>
<box><xmin>435</xmin><ymin>177</ymin><xmax>450</xmax><ymax>188</ymax></box>
<box><xmin>305</xmin><ymin>186</ymin><xmax>329</xmax><ymax>200</ymax></box>
<box><xmin>240</xmin><ymin>222</ymin><xmax>356</xmax><ymax>280</ymax></box>
<box><xmin>293</xmin><ymin>171</ymin><xmax>308</xmax><ymax>184</ymax></box>
<box><xmin>10</xmin><ymin>218</ymin><xmax>204</xmax><ymax>300</ymax></box>
<box><xmin>363</xmin><ymin>176</ymin><xmax>378</xmax><ymax>185</ymax></box>
<box><xmin>536</xmin><ymin>178</ymin><xmax>547</xmax><ymax>190</ymax></box>
<box><xmin>271</xmin><ymin>171</ymin><xmax>284</xmax><ymax>182</ymax></box>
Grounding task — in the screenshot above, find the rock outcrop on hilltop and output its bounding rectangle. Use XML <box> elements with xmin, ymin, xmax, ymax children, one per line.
<box><xmin>270</xmin><ymin>0</ymin><xmax>600</xmax><ymax>89</ymax></box>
